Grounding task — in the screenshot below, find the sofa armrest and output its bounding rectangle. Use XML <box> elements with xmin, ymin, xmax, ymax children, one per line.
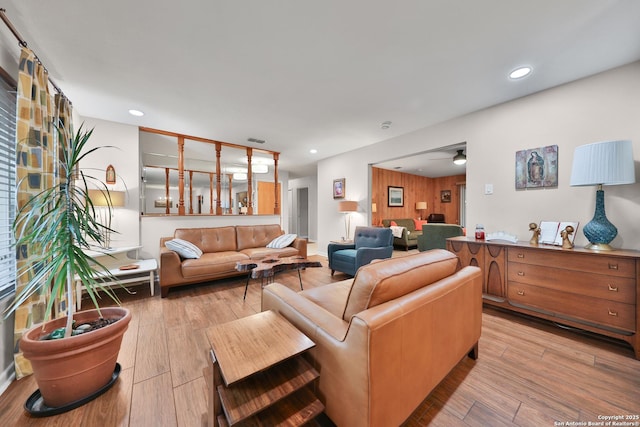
<box><xmin>355</xmin><ymin>246</ymin><xmax>393</xmax><ymax>266</ymax></box>
<box><xmin>159</xmin><ymin>239</ymin><xmax>183</xmax><ymax>287</ymax></box>
<box><xmin>262</xmin><ymin>283</ymin><xmax>349</xmax><ymax>341</ymax></box>
<box><xmin>291</xmin><ymin>238</ymin><xmax>307</xmax><ymax>259</ymax></box>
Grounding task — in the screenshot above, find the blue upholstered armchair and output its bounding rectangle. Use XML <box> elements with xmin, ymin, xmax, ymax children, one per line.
<box><xmin>328</xmin><ymin>226</ymin><xmax>393</xmax><ymax>276</ymax></box>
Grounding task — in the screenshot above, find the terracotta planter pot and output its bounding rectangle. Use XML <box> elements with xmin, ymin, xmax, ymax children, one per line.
<box><xmin>20</xmin><ymin>307</ymin><xmax>131</xmax><ymax>408</ymax></box>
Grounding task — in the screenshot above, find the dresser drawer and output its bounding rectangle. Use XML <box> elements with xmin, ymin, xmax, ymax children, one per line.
<box><xmin>508</xmin><ymin>282</ymin><xmax>635</xmax><ymax>333</ymax></box>
<box><xmin>507</xmin><ymin>248</ymin><xmax>636</xmax><ymax>278</ymax></box>
<box><xmin>508</xmin><ymin>262</ymin><xmax>636</xmax><ymax>303</ymax></box>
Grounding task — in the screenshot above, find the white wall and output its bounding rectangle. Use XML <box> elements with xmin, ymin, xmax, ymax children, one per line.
<box><xmin>80</xmin><ymin>117</ymin><xmax>141</xmax><ymax>248</ymax></box>
<box><xmin>317</xmin><ymin>61</ymin><xmax>640</xmax><ymax>255</ymax></box>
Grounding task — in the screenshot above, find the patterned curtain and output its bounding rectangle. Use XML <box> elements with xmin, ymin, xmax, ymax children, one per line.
<box><xmin>13</xmin><ymin>47</ymin><xmax>62</xmax><ymax>379</ymax></box>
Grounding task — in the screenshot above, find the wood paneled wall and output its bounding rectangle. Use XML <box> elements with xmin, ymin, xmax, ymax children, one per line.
<box><xmin>371</xmin><ymin>167</ymin><xmax>465</xmax><ymax>226</ymax></box>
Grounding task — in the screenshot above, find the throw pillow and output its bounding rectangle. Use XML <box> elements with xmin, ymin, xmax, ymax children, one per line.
<box><xmin>390</xmin><ymin>221</ymin><xmax>398</xmax><ymax>226</ymax></box>
<box><xmin>413</xmin><ymin>219</ymin><xmax>422</xmax><ymax>231</ymax></box>
<box><xmin>266</xmin><ymin>233</ymin><xmax>297</xmax><ymax>249</ymax></box>
<box><xmin>165</xmin><ymin>238</ymin><xmax>203</xmax><ymax>259</ymax></box>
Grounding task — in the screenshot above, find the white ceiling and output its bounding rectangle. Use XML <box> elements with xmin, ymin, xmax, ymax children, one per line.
<box><xmin>4</xmin><ymin>1</ymin><xmax>640</xmax><ymax>178</ymax></box>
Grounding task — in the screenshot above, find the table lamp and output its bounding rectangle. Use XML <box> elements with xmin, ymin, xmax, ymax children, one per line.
<box><xmin>570</xmin><ymin>140</ymin><xmax>635</xmax><ymax>250</ymax></box>
<box><xmin>416</xmin><ymin>201</ymin><xmax>427</xmax><ymax>220</ymax></box>
<box><xmin>88</xmin><ymin>189</ymin><xmax>126</xmax><ymax>249</ymax></box>
<box><xmin>338</xmin><ymin>200</ymin><xmax>358</xmax><ymax>241</ymax></box>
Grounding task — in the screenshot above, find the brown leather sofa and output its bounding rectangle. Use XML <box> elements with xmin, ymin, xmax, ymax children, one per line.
<box><xmin>160</xmin><ymin>224</ymin><xmax>307</xmax><ymax>297</ymax></box>
<box><xmin>262</xmin><ymin>249</ymin><xmax>482</xmax><ymax>427</ymax></box>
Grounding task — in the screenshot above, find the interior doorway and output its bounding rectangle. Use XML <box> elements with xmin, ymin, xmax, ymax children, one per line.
<box><xmin>296</xmin><ymin>187</ymin><xmax>309</xmax><ymax>239</ymax></box>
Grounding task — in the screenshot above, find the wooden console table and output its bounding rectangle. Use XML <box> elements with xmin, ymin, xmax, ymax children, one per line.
<box><xmin>204</xmin><ymin>310</ymin><xmax>324</xmax><ymax>426</ymax></box>
<box><xmin>447</xmin><ymin>237</ymin><xmax>640</xmax><ymax>359</ymax></box>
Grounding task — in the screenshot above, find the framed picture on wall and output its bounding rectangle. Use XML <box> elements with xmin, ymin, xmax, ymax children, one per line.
<box><xmin>388</xmin><ymin>186</ymin><xmax>404</xmax><ymax>207</ymax></box>
<box><xmin>333</xmin><ymin>178</ymin><xmax>345</xmax><ymax>199</ymax></box>
<box><xmin>441</xmin><ymin>190</ymin><xmax>452</xmax><ymax>203</ymax></box>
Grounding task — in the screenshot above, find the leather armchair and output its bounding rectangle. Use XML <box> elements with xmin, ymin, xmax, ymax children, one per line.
<box><xmin>328</xmin><ymin>226</ymin><xmax>393</xmax><ymax>276</ymax></box>
<box><xmin>262</xmin><ymin>250</ymin><xmax>483</xmax><ymax>426</ymax></box>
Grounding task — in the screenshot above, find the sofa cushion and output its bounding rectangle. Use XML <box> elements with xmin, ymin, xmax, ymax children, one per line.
<box><xmin>236</xmin><ymin>224</ymin><xmax>284</xmax><ymax>251</ymax></box>
<box><xmin>267</xmin><ymin>233</ymin><xmax>297</xmax><ymax>248</ymax></box>
<box><xmin>181</xmin><ymin>252</ymin><xmax>249</xmax><ymax>278</ymax></box>
<box><xmin>240</xmin><ymin>246</ymin><xmax>299</xmax><ymax>260</ymax></box>
<box><xmin>413</xmin><ymin>219</ymin><xmax>427</xmax><ymax>231</ymax></box>
<box><xmin>300</xmin><ymin>280</ymin><xmax>352</xmax><ymax>319</ymax></box>
<box><xmin>175</xmin><ymin>227</ymin><xmax>237</xmax><ymax>253</ymax></box>
<box><xmin>165</xmin><ymin>238</ymin><xmax>203</xmax><ymax>259</ymax></box>
<box><xmin>382</xmin><ymin>218</ymin><xmax>416</xmax><ymax>232</ymax></box>
<box><xmin>342</xmin><ymin>249</ymin><xmax>459</xmax><ymax>320</ymax></box>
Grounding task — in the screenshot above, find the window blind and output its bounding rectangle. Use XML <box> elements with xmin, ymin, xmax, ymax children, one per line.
<box><xmin>0</xmin><ymin>76</ymin><xmax>16</xmax><ymax>299</ymax></box>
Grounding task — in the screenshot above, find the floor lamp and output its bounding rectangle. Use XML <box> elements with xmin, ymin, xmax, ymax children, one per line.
<box><xmin>88</xmin><ymin>189</ymin><xmax>126</xmax><ymax>249</ymax></box>
<box><xmin>338</xmin><ymin>200</ymin><xmax>358</xmax><ymax>241</ymax></box>
<box><xmin>570</xmin><ymin>140</ymin><xmax>635</xmax><ymax>250</ymax></box>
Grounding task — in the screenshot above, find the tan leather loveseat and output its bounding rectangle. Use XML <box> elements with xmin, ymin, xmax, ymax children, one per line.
<box><xmin>160</xmin><ymin>224</ymin><xmax>307</xmax><ymax>297</ymax></box>
<box><xmin>262</xmin><ymin>249</ymin><xmax>481</xmax><ymax>427</ymax></box>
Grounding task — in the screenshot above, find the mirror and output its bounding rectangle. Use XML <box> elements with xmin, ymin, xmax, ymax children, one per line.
<box><xmin>140</xmin><ymin>129</ymin><xmax>280</xmax><ymax>216</ymax></box>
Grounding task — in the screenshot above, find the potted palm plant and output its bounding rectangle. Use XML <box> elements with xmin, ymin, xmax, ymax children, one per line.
<box><xmin>6</xmin><ymin>124</ymin><xmax>131</xmax><ymax>411</ymax></box>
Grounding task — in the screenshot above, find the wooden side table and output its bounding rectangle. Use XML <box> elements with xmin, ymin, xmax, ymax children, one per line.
<box><xmin>204</xmin><ymin>310</ymin><xmax>324</xmax><ymax>426</ymax></box>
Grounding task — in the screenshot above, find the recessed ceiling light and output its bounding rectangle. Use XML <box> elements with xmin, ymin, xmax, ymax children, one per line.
<box><xmin>128</xmin><ymin>109</ymin><xmax>144</xmax><ymax>117</ymax></box>
<box><xmin>310</xmin><ymin>149</ymin><xmax>318</xmax><ymax>154</ymax></box>
<box><xmin>509</xmin><ymin>66</ymin><xmax>532</xmax><ymax>80</ymax></box>
<box><xmin>381</xmin><ymin>121</ymin><xmax>392</xmax><ymax>130</ymax></box>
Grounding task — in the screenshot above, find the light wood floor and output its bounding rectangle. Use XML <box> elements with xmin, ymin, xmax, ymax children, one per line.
<box><xmin>1</xmin><ymin>253</ymin><xmax>639</xmax><ymax>426</ymax></box>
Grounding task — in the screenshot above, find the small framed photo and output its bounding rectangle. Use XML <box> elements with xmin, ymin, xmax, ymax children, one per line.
<box><xmin>388</xmin><ymin>186</ymin><xmax>404</xmax><ymax>207</ymax></box>
<box><xmin>333</xmin><ymin>178</ymin><xmax>345</xmax><ymax>199</ymax></box>
<box><xmin>154</xmin><ymin>198</ymin><xmax>172</xmax><ymax>208</ymax></box>
<box><xmin>440</xmin><ymin>190</ymin><xmax>451</xmax><ymax>203</ymax></box>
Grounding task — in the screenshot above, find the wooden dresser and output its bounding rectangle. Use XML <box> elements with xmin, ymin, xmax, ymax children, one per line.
<box><xmin>447</xmin><ymin>237</ymin><xmax>640</xmax><ymax>359</ymax></box>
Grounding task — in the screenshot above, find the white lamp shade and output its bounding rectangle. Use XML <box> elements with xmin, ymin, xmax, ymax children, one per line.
<box><xmin>416</xmin><ymin>201</ymin><xmax>427</xmax><ymax>210</ymax></box>
<box><xmin>570</xmin><ymin>140</ymin><xmax>635</xmax><ymax>186</ymax></box>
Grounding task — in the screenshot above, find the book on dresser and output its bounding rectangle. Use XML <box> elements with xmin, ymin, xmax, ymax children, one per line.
<box><xmin>539</xmin><ymin>220</ymin><xmax>579</xmax><ymax>245</ymax></box>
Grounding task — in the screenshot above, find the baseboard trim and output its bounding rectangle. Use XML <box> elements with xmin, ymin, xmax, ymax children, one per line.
<box><xmin>0</xmin><ymin>362</ymin><xmax>15</xmax><ymax>396</ymax></box>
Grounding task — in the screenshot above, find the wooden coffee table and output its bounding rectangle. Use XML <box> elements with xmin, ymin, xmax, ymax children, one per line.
<box><xmin>205</xmin><ymin>310</ymin><xmax>323</xmax><ymax>426</ymax></box>
<box><xmin>236</xmin><ymin>256</ymin><xmax>322</xmax><ymax>299</ymax></box>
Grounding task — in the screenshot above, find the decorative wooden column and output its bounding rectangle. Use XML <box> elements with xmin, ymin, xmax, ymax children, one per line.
<box><xmin>164</xmin><ymin>168</ymin><xmax>170</xmax><ymax>215</ymax></box>
<box><xmin>177</xmin><ymin>136</ymin><xmax>186</xmax><ymax>215</ymax></box>
<box><xmin>215</xmin><ymin>142</ymin><xmax>222</xmax><ymax>215</ymax></box>
<box><xmin>209</xmin><ymin>173</ymin><xmax>214</xmax><ymax>214</ymax></box>
<box><xmin>247</xmin><ymin>148</ymin><xmax>253</xmax><ymax>215</ymax></box>
<box><xmin>228</xmin><ymin>174</ymin><xmax>233</xmax><ymax>214</ymax></box>
<box><xmin>188</xmin><ymin>170</ymin><xmax>194</xmax><ymax>214</ymax></box>
<box><xmin>273</xmin><ymin>153</ymin><xmax>280</xmax><ymax>215</ymax></box>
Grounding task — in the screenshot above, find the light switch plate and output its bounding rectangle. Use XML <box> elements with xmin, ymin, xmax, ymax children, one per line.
<box><xmin>485</xmin><ymin>184</ymin><xmax>493</xmax><ymax>195</ymax></box>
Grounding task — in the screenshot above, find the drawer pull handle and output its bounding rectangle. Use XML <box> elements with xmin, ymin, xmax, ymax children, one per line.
<box><xmin>608</xmin><ymin>263</ymin><xmax>618</xmax><ymax>270</ymax></box>
<box><xmin>517</xmin><ymin>272</ymin><xmax>525</xmax><ymax>276</ymax></box>
<box><xmin>608</xmin><ymin>284</ymin><xmax>619</xmax><ymax>292</ymax></box>
<box><xmin>517</xmin><ymin>253</ymin><xmax>525</xmax><ymax>259</ymax></box>
<box><xmin>608</xmin><ymin>309</ymin><xmax>618</xmax><ymax>317</ymax></box>
<box><xmin>517</xmin><ymin>290</ymin><xmax>525</xmax><ymax>296</ymax></box>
